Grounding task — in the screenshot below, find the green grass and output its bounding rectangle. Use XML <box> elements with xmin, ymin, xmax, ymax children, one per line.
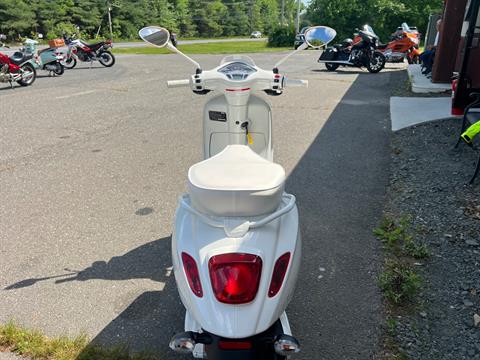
<box><xmin>375</xmin><ymin>214</ymin><xmax>428</xmax><ymax>360</ymax></box>
<box><xmin>113</xmin><ymin>41</ymin><xmax>291</xmax><ymax>55</ymax></box>
<box><xmin>0</xmin><ymin>320</ymin><xmax>156</xmax><ymax>360</ymax></box>
<box><xmin>374</xmin><ymin>215</ymin><xmax>429</xmax><ymax>259</ymax></box>
<box><xmin>379</xmin><ymin>260</ymin><xmax>422</xmax><ymax>305</ymax></box>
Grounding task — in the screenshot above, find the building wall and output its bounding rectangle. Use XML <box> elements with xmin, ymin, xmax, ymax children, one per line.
<box><xmin>431</xmin><ymin>0</ymin><xmax>468</xmax><ymax>83</ymax></box>
<box><xmin>459</xmin><ymin>1</ymin><xmax>480</xmax><ymax>88</ymax></box>
<box><xmin>453</xmin><ymin>0</ymin><xmax>480</xmax><ymax>111</ymax></box>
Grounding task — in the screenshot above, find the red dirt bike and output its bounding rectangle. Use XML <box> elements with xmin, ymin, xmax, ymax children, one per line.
<box><xmin>376</xmin><ymin>23</ymin><xmax>421</xmax><ymax>64</ymax></box>
<box><xmin>0</xmin><ymin>35</ymin><xmax>37</xmax><ymax>88</ymax></box>
<box><xmin>61</xmin><ymin>34</ymin><xmax>115</xmax><ymax>69</ymax></box>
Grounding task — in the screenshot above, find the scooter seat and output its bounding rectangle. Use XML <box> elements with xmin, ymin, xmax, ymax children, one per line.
<box><xmin>9</xmin><ymin>52</ymin><xmax>32</xmax><ymax>65</ymax></box>
<box><xmin>81</xmin><ymin>41</ymin><xmax>105</xmax><ymax>50</ymax></box>
<box><xmin>188</xmin><ymin>145</ymin><xmax>285</xmax><ymax>217</ymax></box>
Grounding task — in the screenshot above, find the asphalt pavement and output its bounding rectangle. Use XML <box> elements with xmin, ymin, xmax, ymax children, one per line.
<box><xmin>0</xmin><ymin>52</ymin><xmax>398</xmax><ymax>359</ymax></box>
<box><xmin>0</xmin><ymin>353</ymin><xmax>21</xmax><ymax>360</ymax></box>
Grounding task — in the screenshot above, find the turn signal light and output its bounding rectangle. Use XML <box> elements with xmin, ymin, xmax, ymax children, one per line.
<box><xmin>268</xmin><ymin>252</ymin><xmax>291</xmax><ymax>297</ymax></box>
<box><xmin>274</xmin><ymin>335</ymin><xmax>300</xmax><ymax>355</ymax></box>
<box><xmin>209</xmin><ymin>253</ymin><xmax>262</xmax><ymax>304</ymax></box>
<box><xmin>182</xmin><ymin>252</ymin><xmax>203</xmax><ymax>297</ymax></box>
<box><xmin>169</xmin><ymin>332</ymin><xmax>196</xmax><ymax>354</ymax></box>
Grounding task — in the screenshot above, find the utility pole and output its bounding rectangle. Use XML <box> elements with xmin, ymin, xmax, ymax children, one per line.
<box><xmin>249</xmin><ymin>0</ymin><xmax>254</xmax><ymax>33</ymax></box>
<box><xmin>107</xmin><ymin>1</ymin><xmax>113</xmax><ymax>40</ymax></box>
<box><xmin>296</xmin><ymin>0</ymin><xmax>301</xmax><ymax>33</ymax></box>
<box><xmin>281</xmin><ymin>0</ymin><xmax>285</xmax><ymax>26</ymax></box>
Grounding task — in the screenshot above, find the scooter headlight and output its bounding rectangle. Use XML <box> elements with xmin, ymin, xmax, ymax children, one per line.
<box><xmin>274</xmin><ymin>335</ymin><xmax>301</xmax><ymax>356</ymax></box>
<box><xmin>169</xmin><ymin>332</ymin><xmax>196</xmax><ymax>354</ymax></box>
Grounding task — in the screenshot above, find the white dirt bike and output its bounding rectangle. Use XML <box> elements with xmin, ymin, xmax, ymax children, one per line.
<box><xmin>138</xmin><ymin>25</ymin><xmax>335</xmax><ymax>360</ymax></box>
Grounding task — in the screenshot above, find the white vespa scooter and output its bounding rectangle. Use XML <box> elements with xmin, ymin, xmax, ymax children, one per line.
<box><xmin>138</xmin><ymin>26</ymin><xmax>336</xmax><ymax>359</ymax></box>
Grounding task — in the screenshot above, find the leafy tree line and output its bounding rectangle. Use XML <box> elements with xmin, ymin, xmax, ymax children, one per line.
<box><xmin>0</xmin><ymin>0</ymin><xmax>444</xmax><ymax>43</ymax></box>
<box><xmin>305</xmin><ymin>0</ymin><xmax>444</xmax><ymax>43</ymax></box>
<box><xmin>0</xmin><ymin>0</ymin><xmax>296</xmax><ymax>40</ymax></box>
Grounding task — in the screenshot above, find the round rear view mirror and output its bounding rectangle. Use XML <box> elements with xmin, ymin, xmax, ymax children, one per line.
<box><xmin>304</xmin><ymin>26</ymin><xmax>337</xmax><ymax>49</ymax></box>
<box><xmin>139</xmin><ymin>26</ymin><xmax>170</xmax><ymax>48</ymax></box>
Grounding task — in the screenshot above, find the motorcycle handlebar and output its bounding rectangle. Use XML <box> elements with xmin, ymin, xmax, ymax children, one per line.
<box><xmin>284</xmin><ymin>79</ymin><xmax>308</xmax><ymax>88</ymax></box>
<box><xmin>167</xmin><ymin>79</ymin><xmax>191</xmax><ymax>88</ymax></box>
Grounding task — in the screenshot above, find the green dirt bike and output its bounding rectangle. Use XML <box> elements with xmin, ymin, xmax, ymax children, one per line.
<box><xmin>22</xmin><ymin>39</ymin><xmax>64</xmax><ymax>76</ymax></box>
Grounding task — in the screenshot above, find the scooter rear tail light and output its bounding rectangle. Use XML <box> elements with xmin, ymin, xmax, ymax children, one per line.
<box><xmin>268</xmin><ymin>252</ymin><xmax>291</xmax><ymax>297</ymax></box>
<box><xmin>218</xmin><ymin>340</ymin><xmax>252</xmax><ymax>350</ymax></box>
<box><xmin>451</xmin><ymin>78</ymin><xmax>464</xmax><ymax>115</ymax></box>
<box><xmin>182</xmin><ymin>252</ymin><xmax>203</xmax><ymax>297</ymax></box>
<box><xmin>208</xmin><ymin>253</ymin><xmax>262</xmax><ymax>304</ymax></box>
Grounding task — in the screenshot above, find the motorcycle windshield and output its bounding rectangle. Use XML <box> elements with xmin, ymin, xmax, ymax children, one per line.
<box><xmin>401</xmin><ymin>23</ymin><xmax>412</xmax><ymax>33</ymax></box>
<box><xmin>361</xmin><ymin>25</ymin><xmax>378</xmax><ymax>38</ymax></box>
<box><xmin>220</xmin><ymin>55</ymin><xmax>256</xmax><ymax>66</ymax></box>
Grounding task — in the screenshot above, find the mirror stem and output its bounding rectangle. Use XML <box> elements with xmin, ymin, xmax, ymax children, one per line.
<box><xmin>273</xmin><ymin>42</ymin><xmax>308</xmax><ymax>69</ymax></box>
<box><xmin>166</xmin><ymin>42</ymin><xmax>202</xmax><ymax>71</ymax></box>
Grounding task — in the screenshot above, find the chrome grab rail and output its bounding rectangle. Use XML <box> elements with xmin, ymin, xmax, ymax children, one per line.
<box><xmin>178</xmin><ymin>193</ymin><xmax>296</xmax><ymax>235</ymax></box>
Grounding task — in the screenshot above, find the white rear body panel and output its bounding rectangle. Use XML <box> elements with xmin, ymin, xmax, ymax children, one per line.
<box><xmin>172</xmin><ymin>195</ymin><xmax>301</xmax><ymax>338</ymax></box>
<box><xmin>203</xmin><ymin>94</ymin><xmax>273</xmax><ymax>160</ymax></box>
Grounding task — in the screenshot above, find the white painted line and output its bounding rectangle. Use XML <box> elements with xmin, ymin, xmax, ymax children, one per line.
<box><xmin>56</xmin><ymin>90</ymin><xmax>98</xmax><ymax>99</ymax></box>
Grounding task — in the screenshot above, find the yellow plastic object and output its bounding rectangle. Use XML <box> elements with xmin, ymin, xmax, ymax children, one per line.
<box><xmin>247</xmin><ymin>132</ymin><xmax>253</xmax><ymax>145</ymax></box>
<box><xmin>461</xmin><ymin>120</ymin><xmax>480</xmax><ymax>146</ymax></box>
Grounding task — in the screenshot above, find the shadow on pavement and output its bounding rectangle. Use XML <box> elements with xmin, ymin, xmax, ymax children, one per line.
<box><xmin>285</xmin><ymin>70</ymin><xmax>392</xmax><ymax>359</ymax></box>
<box><xmin>312</xmin><ymin>68</ymin><xmax>368</xmax><ymax>75</ymax></box>
<box><xmin>0</xmin><ymin>85</ymin><xmax>21</xmax><ymax>91</ymax></box>
<box><xmin>5</xmin><ymin>236</ymin><xmax>173</xmax><ymax>289</ymax></box>
<box><xmin>66</xmin><ymin>66</ymin><xmax>108</xmax><ymax>70</ymax></box>
<box><xmin>6</xmin><ymin>69</ymin><xmax>393</xmax><ymax>359</ymax></box>
<box><xmin>6</xmin><ymin>236</ymin><xmax>184</xmax><ymax>359</ymax></box>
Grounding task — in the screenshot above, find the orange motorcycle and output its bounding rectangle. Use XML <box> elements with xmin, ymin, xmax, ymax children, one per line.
<box><xmin>376</xmin><ymin>23</ymin><xmax>421</xmax><ymax>64</ymax></box>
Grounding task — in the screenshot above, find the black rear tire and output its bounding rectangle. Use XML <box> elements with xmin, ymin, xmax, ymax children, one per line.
<box><xmin>366</xmin><ymin>51</ymin><xmax>386</xmax><ymax>73</ymax></box>
<box><xmin>17</xmin><ymin>63</ymin><xmax>36</xmax><ymax>86</ymax></box>
<box><xmin>53</xmin><ymin>62</ymin><xmax>64</xmax><ymax>76</ymax></box>
<box><xmin>325</xmin><ymin>62</ymin><xmax>339</xmax><ymax>71</ymax></box>
<box><xmin>98</xmin><ymin>51</ymin><xmax>115</xmax><ymax>67</ymax></box>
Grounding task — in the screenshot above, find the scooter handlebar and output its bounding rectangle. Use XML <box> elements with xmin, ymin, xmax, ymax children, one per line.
<box><xmin>167</xmin><ymin>79</ymin><xmax>191</xmax><ymax>88</ymax></box>
<box><xmin>284</xmin><ymin>78</ymin><xmax>308</xmax><ymax>88</ymax></box>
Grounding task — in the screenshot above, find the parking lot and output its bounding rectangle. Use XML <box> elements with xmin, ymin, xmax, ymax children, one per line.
<box><xmin>0</xmin><ymin>52</ymin><xmax>396</xmax><ymax>359</ymax></box>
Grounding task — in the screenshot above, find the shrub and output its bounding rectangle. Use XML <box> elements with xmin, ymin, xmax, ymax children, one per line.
<box><xmin>379</xmin><ymin>260</ymin><xmax>422</xmax><ymax>305</ymax></box>
<box><xmin>268</xmin><ymin>26</ymin><xmax>296</xmax><ymax>48</ymax></box>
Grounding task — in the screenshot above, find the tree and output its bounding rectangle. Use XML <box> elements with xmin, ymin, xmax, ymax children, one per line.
<box><xmin>306</xmin><ymin>0</ymin><xmax>443</xmax><ymax>42</ymax></box>
<box><xmin>173</xmin><ymin>0</ymin><xmax>195</xmax><ymax>36</ymax></box>
<box><xmin>190</xmin><ymin>0</ymin><xmax>227</xmax><ymax>38</ymax></box>
<box><xmin>0</xmin><ymin>0</ymin><xmax>37</xmax><ymax>38</ymax></box>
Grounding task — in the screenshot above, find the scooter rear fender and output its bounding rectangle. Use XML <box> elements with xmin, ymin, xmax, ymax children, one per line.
<box><xmin>172</xmin><ymin>194</ymin><xmax>301</xmax><ymax>339</ymax></box>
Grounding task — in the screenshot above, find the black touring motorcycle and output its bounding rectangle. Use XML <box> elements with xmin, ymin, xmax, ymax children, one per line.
<box><xmin>318</xmin><ymin>25</ymin><xmax>386</xmax><ymax>73</ymax></box>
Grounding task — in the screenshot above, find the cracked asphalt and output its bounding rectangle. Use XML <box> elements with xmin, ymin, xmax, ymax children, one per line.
<box><xmin>0</xmin><ymin>52</ymin><xmax>397</xmax><ymax>359</ymax></box>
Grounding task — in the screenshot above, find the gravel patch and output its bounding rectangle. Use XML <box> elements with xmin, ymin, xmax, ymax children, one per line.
<box><xmin>384</xmin><ymin>118</ymin><xmax>480</xmax><ymax>360</ymax></box>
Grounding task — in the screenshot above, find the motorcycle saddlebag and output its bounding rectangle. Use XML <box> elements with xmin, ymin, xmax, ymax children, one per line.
<box><xmin>319</xmin><ymin>47</ymin><xmax>337</xmax><ymax>61</ymax></box>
